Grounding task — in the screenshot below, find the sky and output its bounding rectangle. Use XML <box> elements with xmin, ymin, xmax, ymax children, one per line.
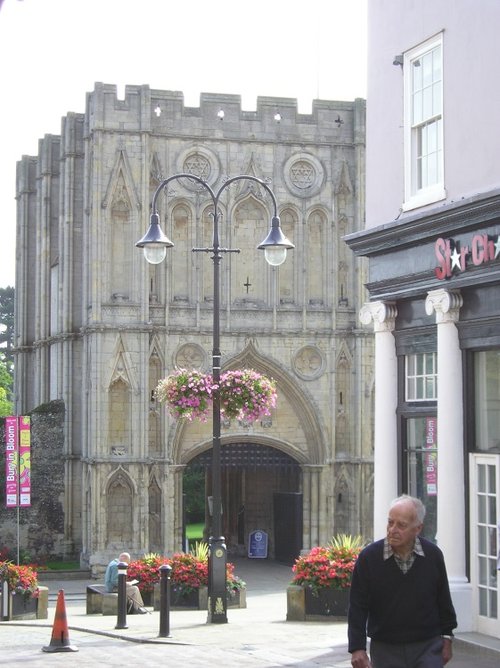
<box><xmin>0</xmin><ymin>0</ymin><xmax>367</xmax><ymax>289</ymax></box>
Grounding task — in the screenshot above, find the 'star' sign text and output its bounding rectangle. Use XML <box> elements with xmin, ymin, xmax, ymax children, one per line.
<box><xmin>434</xmin><ymin>233</ymin><xmax>500</xmax><ymax>280</ymax></box>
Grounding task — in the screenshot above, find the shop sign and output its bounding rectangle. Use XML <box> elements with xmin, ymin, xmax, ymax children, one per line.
<box><xmin>434</xmin><ymin>232</ymin><xmax>500</xmax><ymax>280</ymax></box>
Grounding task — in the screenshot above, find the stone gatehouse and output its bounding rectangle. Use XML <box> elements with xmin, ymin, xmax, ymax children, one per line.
<box><xmin>13</xmin><ymin>83</ymin><xmax>373</xmax><ymax>571</ymax></box>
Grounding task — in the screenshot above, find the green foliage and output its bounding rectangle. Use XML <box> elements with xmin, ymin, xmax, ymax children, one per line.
<box><xmin>0</xmin><ymin>287</ymin><xmax>14</xmax><ymax>409</ymax></box>
<box><xmin>189</xmin><ymin>540</ymin><xmax>209</xmax><ymax>561</ymax></box>
<box><xmin>327</xmin><ymin>533</ymin><xmax>364</xmax><ymax>552</ymax></box>
<box><xmin>0</xmin><ymin>286</ymin><xmax>14</xmax><ymax>376</ymax></box>
<box><xmin>183</xmin><ymin>469</ymin><xmax>206</xmax><ymax>522</ymax></box>
<box><xmin>0</xmin><ymin>350</ymin><xmax>13</xmax><ymax>416</ymax></box>
<box><xmin>0</xmin><ymin>387</ymin><xmax>10</xmax><ymax>417</ymax></box>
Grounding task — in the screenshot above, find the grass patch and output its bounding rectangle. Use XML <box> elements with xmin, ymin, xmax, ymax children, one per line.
<box><xmin>43</xmin><ymin>560</ymin><xmax>81</xmax><ymax>571</ymax></box>
<box><xmin>186</xmin><ymin>523</ymin><xmax>204</xmax><ymax>540</ymax></box>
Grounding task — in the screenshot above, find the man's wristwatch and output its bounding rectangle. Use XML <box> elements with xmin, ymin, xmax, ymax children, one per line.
<box><xmin>442</xmin><ymin>635</ymin><xmax>453</xmax><ymax>641</ymax></box>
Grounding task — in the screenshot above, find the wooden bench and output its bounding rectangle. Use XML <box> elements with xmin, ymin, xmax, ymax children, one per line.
<box><xmin>86</xmin><ymin>584</ymin><xmax>118</xmax><ymax>615</ymax></box>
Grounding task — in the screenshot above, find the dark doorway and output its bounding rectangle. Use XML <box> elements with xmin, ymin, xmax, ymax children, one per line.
<box><xmin>185</xmin><ymin>443</ymin><xmax>301</xmax><ymax>558</ymax></box>
<box><xmin>273</xmin><ymin>492</ymin><xmax>303</xmax><ymax>564</ymax></box>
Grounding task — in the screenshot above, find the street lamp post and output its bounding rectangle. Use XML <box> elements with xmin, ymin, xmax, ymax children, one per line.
<box><xmin>136</xmin><ymin>173</ymin><xmax>294</xmax><ymax>623</ymax></box>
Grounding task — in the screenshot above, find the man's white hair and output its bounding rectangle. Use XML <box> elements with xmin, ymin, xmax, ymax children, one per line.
<box><xmin>390</xmin><ymin>494</ymin><xmax>426</xmax><ymax>524</ymax></box>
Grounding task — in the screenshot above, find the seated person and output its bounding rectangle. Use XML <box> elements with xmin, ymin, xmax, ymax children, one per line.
<box><xmin>105</xmin><ymin>551</ymin><xmax>148</xmax><ymax>614</ymax></box>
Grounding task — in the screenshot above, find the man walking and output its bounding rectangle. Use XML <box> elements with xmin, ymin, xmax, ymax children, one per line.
<box><xmin>348</xmin><ymin>495</ymin><xmax>457</xmax><ymax>667</ymax></box>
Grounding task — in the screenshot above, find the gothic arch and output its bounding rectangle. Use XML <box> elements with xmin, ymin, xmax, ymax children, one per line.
<box><xmin>149</xmin><ymin>338</ymin><xmax>164</xmax><ymax>456</ymax></box>
<box><xmin>230</xmin><ymin>194</ymin><xmax>270</xmax><ymax>305</ymax></box>
<box><xmin>149</xmin><ymin>152</ymin><xmax>164</xmax><ymax>187</ymax></box>
<box><xmin>148</xmin><ymin>471</ymin><xmax>162</xmax><ymax>552</ymax></box>
<box><xmin>104</xmin><ymin>467</ymin><xmax>136</xmax><ymax>547</ymax></box>
<box><xmin>334</xmin><ymin>464</ymin><xmax>356</xmax><ymax>535</ymax></box>
<box><xmin>278</xmin><ymin>206</ymin><xmax>298</xmax><ymax>305</ymax></box>
<box><xmin>102</xmin><ymin>149</ymin><xmax>141</xmax><ymax>212</ymax></box>
<box><xmin>171</xmin><ymin>202</ymin><xmax>192</xmax><ymax>302</ymax></box>
<box><xmin>107</xmin><ymin>334</ymin><xmax>138</xmax><ymax>394</ymax></box>
<box><xmin>170</xmin><ymin>340</ymin><xmax>325</xmax><ymax>466</ymax></box>
<box><xmin>306</xmin><ymin>208</ymin><xmax>328</xmax><ymax>306</ymax></box>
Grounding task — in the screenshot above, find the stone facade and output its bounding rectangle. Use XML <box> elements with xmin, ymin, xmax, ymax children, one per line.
<box><xmin>14</xmin><ymin>84</ymin><xmax>373</xmax><ymax>571</ymax></box>
<box><xmin>0</xmin><ymin>402</ymin><xmax>67</xmax><ymax>560</ymax></box>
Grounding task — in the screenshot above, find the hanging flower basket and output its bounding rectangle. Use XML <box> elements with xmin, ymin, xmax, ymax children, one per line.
<box><xmin>155</xmin><ymin>368</ymin><xmax>277</xmax><ymax>423</ymax></box>
<box><xmin>155</xmin><ymin>369</ymin><xmax>217</xmax><ymax>421</ymax></box>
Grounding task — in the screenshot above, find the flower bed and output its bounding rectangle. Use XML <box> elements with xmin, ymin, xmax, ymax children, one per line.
<box><xmin>287</xmin><ymin>535</ymin><xmax>363</xmax><ymax>621</ymax></box>
<box><xmin>155</xmin><ymin>368</ymin><xmax>277</xmax><ymax>422</ymax></box>
<box><xmin>127</xmin><ymin>547</ymin><xmax>246</xmax><ymax>609</ymax></box>
<box><xmin>0</xmin><ymin>561</ymin><xmax>39</xmax><ymax>602</ymax></box>
<box><xmin>127</xmin><ymin>553</ymin><xmax>168</xmax><ymax>594</ymax></box>
<box><xmin>0</xmin><ymin>561</ymin><xmax>48</xmax><ymax>620</ymax></box>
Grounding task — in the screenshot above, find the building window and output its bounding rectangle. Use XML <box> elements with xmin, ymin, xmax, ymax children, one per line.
<box><xmin>403</xmin><ymin>34</ymin><xmax>445</xmax><ymax>211</ymax></box>
<box><xmin>406</xmin><ymin>352</ymin><xmax>437</xmax><ymax>401</ymax></box>
<box><xmin>475</xmin><ymin>350</ymin><xmax>500</xmax><ymax>452</ymax></box>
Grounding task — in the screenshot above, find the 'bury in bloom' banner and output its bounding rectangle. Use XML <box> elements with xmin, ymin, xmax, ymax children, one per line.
<box><xmin>19</xmin><ymin>416</ymin><xmax>31</xmax><ymax>507</ymax></box>
<box><xmin>425</xmin><ymin>417</ymin><xmax>437</xmax><ymax>497</ymax></box>
<box><xmin>5</xmin><ymin>416</ymin><xmax>18</xmax><ymax>507</ymax></box>
<box><xmin>4</xmin><ymin>416</ymin><xmax>31</xmax><ymax>508</ymax></box>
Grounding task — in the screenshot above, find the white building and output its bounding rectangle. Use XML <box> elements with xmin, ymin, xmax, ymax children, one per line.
<box><xmin>346</xmin><ymin>0</ymin><xmax>500</xmax><ymax>638</ymax></box>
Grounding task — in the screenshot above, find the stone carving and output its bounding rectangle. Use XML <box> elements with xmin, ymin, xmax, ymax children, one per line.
<box><xmin>177</xmin><ymin>146</ymin><xmax>220</xmax><ymax>190</ymax></box>
<box><xmin>183</xmin><ymin>153</ymin><xmax>211</xmax><ymax>181</ymax></box>
<box><xmin>175</xmin><ymin>343</ymin><xmax>206</xmax><ymax>370</ymax></box>
<box><xmin>293</xmin><ymin>346</ymin><xmax>325</xmax><ymax>380</ymax></box>
<box><xmin>283</xmin><ymin>153</ymin><xmax>325</xmax><ymax>198</ymax></box>
<box><xmin>290</xmin><ymin>160</ymin><xmax>315</xmax><ymax>189</ymax></box>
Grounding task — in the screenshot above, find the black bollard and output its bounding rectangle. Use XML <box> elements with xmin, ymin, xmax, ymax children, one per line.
<box><xmin>115</xmin><ymin>561</ymin><xmax>128</xmax><ymax>629</ymax></box>
<box><xmin>158</xmin><ymin>563</ymin><xmax>172</xmax><ymax>638</ymax></box>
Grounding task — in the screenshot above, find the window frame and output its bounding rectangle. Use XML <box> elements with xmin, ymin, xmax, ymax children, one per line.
<box><xmin>403</xmin><ymin>33</ymin><xmax>445</xmax><ymax>211</ymax></box>
<box><xmin>405</xmin><ymin>351</ymin><xmax>438</xmax><ymax>402</ymax></box>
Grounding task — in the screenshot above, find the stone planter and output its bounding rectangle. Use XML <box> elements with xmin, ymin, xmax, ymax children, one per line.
<box><xmin>153</xmin><ymin>584</ymin><xmax>246</xmax><ymax>610</ymax></box>
<box><xmin>227</xmin><ymin>587</ymin><xmax>246</xmax><ymax>609</ymax></box>
<box><xmin>140</xmin><ymin>589</ymin><xmax>154</xmax><ymax>607</ymax></box>
<box><xmin>287</xmin><ymin>585</ymin><xmax>349</xmax><ymax>621</ymax></box>
<box><xmin>0</xmin><ymin>586</ymin><xmax>48</xmax><ymax>621</ymax></box>
<box><xmin>12</xmin><ymin>593</ymin><xmax>37</xmax><ymax>619</ymax></box>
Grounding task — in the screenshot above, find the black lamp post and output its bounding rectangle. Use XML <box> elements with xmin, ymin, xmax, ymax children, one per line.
<box><xmin>136</xmin><ymin>173</ymin><xmax>294</xmax><ymax>623</ymax></box>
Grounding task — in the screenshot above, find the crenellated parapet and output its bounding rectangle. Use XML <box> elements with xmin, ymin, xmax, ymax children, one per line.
<box><xmin>85</xmin><ymin>82</ymin><xmax>365</xmax><ymax>145</ymax></box>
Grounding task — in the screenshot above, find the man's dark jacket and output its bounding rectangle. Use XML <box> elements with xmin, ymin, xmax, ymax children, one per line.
<box><xmin>348</xmin><ymin>537</ymin><xmax>457</xmax><ymax>653</ymax></box>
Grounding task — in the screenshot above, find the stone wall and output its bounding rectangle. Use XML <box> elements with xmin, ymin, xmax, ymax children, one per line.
<box><xmin>0</xmin><ymin>400</ymin><xmax>68</xmax><ymax>562</ymax></box>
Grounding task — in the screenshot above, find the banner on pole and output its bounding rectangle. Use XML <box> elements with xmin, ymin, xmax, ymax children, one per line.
<box><xmin>5</xmin><ymin>416</ymin><xmax>18</xmax><ymax>507</ymax></box>
<box><xmin>19</xmin><ymin>416</ymin><xmax>31</xmax><ymax>507</ymax></box>
<box><xmin>425</xmin><ymin>417</ymin><xmax>438</xmax><ymax>497</ymax></box>
<box><xmin>4</xmin><ymin>416</ymin><xmax>31</xmax><ymax>508</ymax></box>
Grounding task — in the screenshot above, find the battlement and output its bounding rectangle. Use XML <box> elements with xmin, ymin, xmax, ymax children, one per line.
<box><xmin>86</xmin><ymin>82</ymin><xmax>365</xmax><ymax>144</ymax></box>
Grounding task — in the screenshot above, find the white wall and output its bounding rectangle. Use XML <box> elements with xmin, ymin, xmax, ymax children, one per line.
<box><xmin>367</xmin><ymin>0</ymin><xmax>500</xmax><ymax>229</ymax></box>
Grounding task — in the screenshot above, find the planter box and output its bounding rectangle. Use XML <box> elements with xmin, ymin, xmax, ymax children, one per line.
<box><xmin>152</xmin><ymin>584</ymin><xmax>246</xmax><ymax>611</ymax></box>
<box><xmin>141</xmin><ymin>589</ymin><xmax>154</xmax><ymax>607</ymax></box>
<box><xmin>286</xmin><ymin>585</ymin><xmax>349</xmax><ymax>621</ymax></box>
<box><xmin>0</xmin><ymin>586</ymin><xmax>48</xmax><ymax>621</ymax></box>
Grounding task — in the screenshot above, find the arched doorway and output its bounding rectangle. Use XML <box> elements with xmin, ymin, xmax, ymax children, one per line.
<box><xmin>184</xmin><ymin>442</ymin><xmax>302</xmax><ymax>560</ymax></box>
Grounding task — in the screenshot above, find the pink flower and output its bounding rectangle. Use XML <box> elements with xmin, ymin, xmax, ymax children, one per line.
<box><xmin>155</xmin><ymin>369</ymin><xmax>277</xmax><ymax>423</ymax></box>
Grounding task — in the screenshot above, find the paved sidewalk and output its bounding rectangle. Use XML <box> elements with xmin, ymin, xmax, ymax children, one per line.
<box><xmin>1</xmin><ymin>558</ymin><xmax>499</xmax><ymax>667</ymax></box>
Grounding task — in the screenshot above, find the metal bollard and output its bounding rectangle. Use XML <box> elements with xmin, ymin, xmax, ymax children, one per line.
<box><xmin>115</xmin><ymin>561</ymin><xmax>128</xmax><ymax>629</ymax></box>
<box><xmin>1</xmin><ymin>578</ymin><xmax>10</xmax><ymax>620</ymax></box>
<box><xmin>158</xmin><ymin>563</ymin><xmax>172</xmax><ymax>638</ymax></box>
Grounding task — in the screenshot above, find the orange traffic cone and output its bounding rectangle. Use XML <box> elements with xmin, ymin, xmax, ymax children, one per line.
<box><xmin>42</xmin><ymin>589</ymin><xmax>78</xmax><ymax>653</ymax></box>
